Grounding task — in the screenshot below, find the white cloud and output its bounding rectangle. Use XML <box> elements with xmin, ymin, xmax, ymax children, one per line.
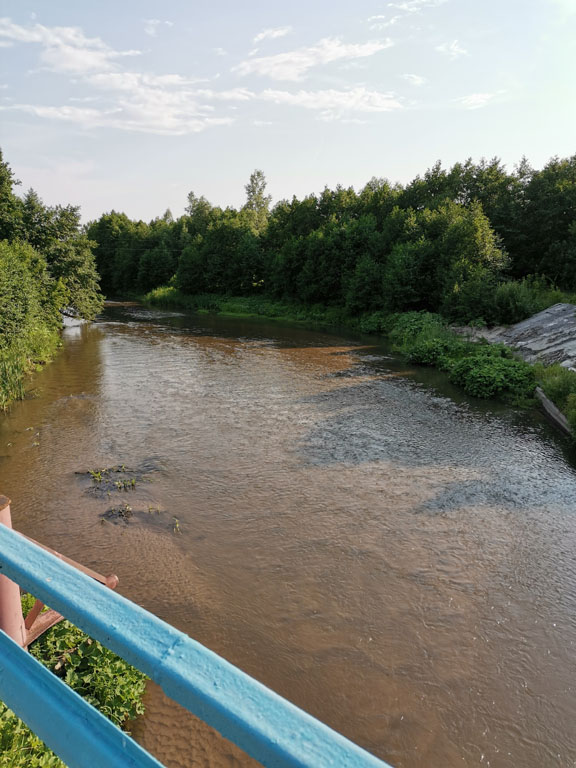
<box><xmin>80</xmin><ymin>72</ymin><xmax>235</xmax><ymax>134</ymax></box>
<box><xmin>436</xmin><ymin>39</ymin><xmax>467</xmax><ymax>59</ymax></box>
<box><xmin>196</xmin><ymin>87</ymin><xmax>255</xmax><ymax>101</ymax></box>
<box><xmin>252</xmin><ymin>119</ymin><xmax>273</xmax><ymax>126</ymax></box>
<box><xmin>143</xmin><ymin>19</ymin><xmax>173</xmax><ymax>38</ymax></box>
<box><xmin>388</xmin><ymin>0</ymin><xmax>447</xmax><ymax>11</ymax></box>
<box><xmin>458</xmin><ymin>92</ymin><xmax>495</xmax><ymax>109</ymax></box>
<box><xmin>0</xmin><ymin>19</ymin><xmax>401</xmax><ymax>135</ymax></box>
<box><xmin>233</xmin><ymin>37</ymin><xmax>392</xmax><ymax>81</ymax></box>
<box><xmin>88</xmin><ymin>72</ymin><xmax>208</xmax><ymax>91</ymax></box>
<box><xmin>0</xmin><ymin>17</ymin><xmax>141</xmax><ymax>73</ymax></box>
<box><xmin>253</xmin><ymin>26</ymin><xmax>293</xmax><ymax>44</ymax></box>
<box><xmin>0</xmin><ymin>40</ymin><xmax>13</xmax><ymax>48</ymax></box>
<box><xmin>368</xmin><ymin>0</ymin><xmax>446</xmax><ymax>29</ymax></box>
<box><xmin>403</xmin><ymin>73</ymin><xmax>427</xmax><ymax>86</ymax></box>
<box><xmin>368</xmin><ymin>14</ymin><xmax>403</xmax><ymax>30</ymax></box>
<box><xmin>214</xmin><ymin>47</ymin><xmax>227</xmax><ymax>56</ymax></box>
<box><xmin>1</xmin><ymin>102</ymin><xmax>233</xmax><ymax>135</ymax></box>
<box><xmin>260</xmin><ymin>86</ymin><xmax>402</xmax><ymax>119</ymax></box>
<box><xmin>69</xmin><ymin>95</ymin><xmax>101</xmax><ymax>103</ymax></box>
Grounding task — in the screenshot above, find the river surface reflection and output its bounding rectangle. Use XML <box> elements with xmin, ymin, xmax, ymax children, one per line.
<box><xmin>1</xmin><ymin>304</ymin><xmax>575</xmax><ymax>768</ymax></box>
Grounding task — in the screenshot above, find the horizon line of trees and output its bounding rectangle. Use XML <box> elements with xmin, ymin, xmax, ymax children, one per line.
<box><xmin>83</xmin><ymin>154</ymin><xmax>576</xmax><ymax>324</ymax></box>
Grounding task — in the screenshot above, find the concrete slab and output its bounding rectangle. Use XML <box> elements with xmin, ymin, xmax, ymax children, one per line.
<box><xmin>484</xmin><ymin>303</ymin><xmax>576</xmax><ymax>369</ymax></box>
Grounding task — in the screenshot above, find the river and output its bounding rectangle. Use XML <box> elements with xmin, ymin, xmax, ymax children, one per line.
<box><xmin>1</xmin><ymin>303</ymin><xmax>575</xmax><ymax>768</ymax></box>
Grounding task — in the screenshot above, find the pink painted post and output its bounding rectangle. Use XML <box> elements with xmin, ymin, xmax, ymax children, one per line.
<box><xmin>0</xmin><ymin>496</ymin><xmax>26</xmax><ymax>647</ymax></box>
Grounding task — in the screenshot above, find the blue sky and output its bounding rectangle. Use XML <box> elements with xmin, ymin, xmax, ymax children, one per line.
<box><xmin>0</xmin><ymin>0</ymin><xmax>574</xmax><ymax>221</ymax></box>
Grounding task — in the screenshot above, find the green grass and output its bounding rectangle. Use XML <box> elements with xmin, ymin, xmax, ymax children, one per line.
<box><xmin>535</xmin><ymin>363</ymin><xmax>576</xmax><ymax>431</ymax></box>
<box><xmin>144</xmin><ymin>287</ymin><xmax>355</xmax><ymax>329</ymax></box>
<box><xmin>0</xmin><ymin>328</ymin><xmax>61</xmax><ymax>412</ymax></box>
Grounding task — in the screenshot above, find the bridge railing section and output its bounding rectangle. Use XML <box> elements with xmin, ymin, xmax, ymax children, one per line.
<box><xmin>0</xmin><ymin>521</ymin><xmax>391</xmax><ymax>768</ymax></box>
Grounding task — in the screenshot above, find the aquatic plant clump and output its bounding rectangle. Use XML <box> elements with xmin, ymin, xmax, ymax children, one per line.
<box><xmin>100</xmin><ymin>503</ymin><xmax>178</xmax><ymax>533</ymax></box>
<box><xmin>77</xmin><ymin>465</ymin><xmax>144</xmax><ymax>497</ymax></box>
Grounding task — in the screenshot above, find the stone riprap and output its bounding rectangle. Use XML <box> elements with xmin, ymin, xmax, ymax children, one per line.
<box><xmin>483</xmin><ymin>303</ymin><xmax>576</xmax><ymax>370</ymax></box>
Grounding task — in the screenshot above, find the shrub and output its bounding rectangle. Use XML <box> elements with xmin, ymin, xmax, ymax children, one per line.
<box><xmin>386</xmin><ymin>311</ymin><xmax>446</xmax><ymax>347</ymax></box>
<box><xmin>357</xmin><ymin>311</ymin><xmax>389</xmax><ymax>334</ymax></box>
<box><xmin>407</xmin><ymin>338</ymin><xmax>456</xmax><ymax>366</ymax></box>
<box><xmin>449</xmin><ymin>354</ymin><xmax>535</xmax><ymax>401</ymax></box>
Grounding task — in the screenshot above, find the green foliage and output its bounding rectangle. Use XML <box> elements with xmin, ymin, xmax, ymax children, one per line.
<box><xmin>386</xmin><ymin>312</ymin><xmax>535</xmax><ymax>403</ymax></box>
<box><xmin>29</xmin><ymin>621</ymin><xmax>146</xmax><ymax>727</ymax></box>
<box><xmin>535</xmin><ymin>363</ymin><xmax>576</xmax><ymax>411</ymax></box>
<box><xmin>386</xmin><ymin>311</ymin><xmax>447</xmax><ymax>347</ymax></box>
<box><xmin>449</xmin><ymin>351</ymin><xmax>535</xmax><ymax>402</ymax></box>
<box><xmin>0</xmin><ymin>148</ymin><xmax>104</xmax><ymax>409</ymax></box>
<box><xmin>241</xmin><ymin>169</ymin><xmax>271</xmax><ymax>234</ymax></box>
<box><xmin>0</xmin><ymin>705</ymin><xmax>64</xmax><ymax>767</ymax></box>
<box><xmin>0</xmin><ymin>241</ymin><xmax>63</xmax><ymax>410</ymax></box>
<box><xmin>407</xmin><ymin>338</ymin><xmax>460</xmax><ymax>367</ymax></box>
<box><xmin>357</xmin><ymin>311</ymin><xmax>389</xmax><ymax>334</ymax></box>
<box><xmin>0</xmin><ymin>596</ymin><xmax>147</xmax><ymax>767</ymax></box>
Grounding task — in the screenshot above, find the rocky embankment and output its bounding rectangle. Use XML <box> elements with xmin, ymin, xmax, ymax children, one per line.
<box><xmin>484</xmin><ymin>303</ymin><xmax>576</xmax><ymax>434</ymax></box>
<box><xmin>483</xmin><ymin>303</ymin><xmax>576</xmax><ymax>370</ymax></box>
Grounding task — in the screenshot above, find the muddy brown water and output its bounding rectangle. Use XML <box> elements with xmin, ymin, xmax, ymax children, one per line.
<box><xmin>1</xmin><ymin>304</ymin><xmax>575</xmax><ymax>768</ymax></box>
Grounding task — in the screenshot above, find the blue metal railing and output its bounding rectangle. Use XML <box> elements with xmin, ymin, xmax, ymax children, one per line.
<box><xmin>0</xmin><ymin>524</ymin><xmax>392</xmax><ymax>768</ymax></box>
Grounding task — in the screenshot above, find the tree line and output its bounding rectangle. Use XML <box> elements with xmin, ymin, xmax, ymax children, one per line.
<box><xmin>88</xmin><ymin>157</ymin><xmax>576</xmax><ymax>326</ymax></box>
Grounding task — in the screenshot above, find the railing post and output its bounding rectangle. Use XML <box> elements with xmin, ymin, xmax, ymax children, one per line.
<box><xmin>0</xmin><ymin>496</ymin><xmax>26</xmax><ymax>647</ymax></box>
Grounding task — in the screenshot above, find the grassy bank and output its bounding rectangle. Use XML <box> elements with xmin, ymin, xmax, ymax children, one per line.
<box><xmin>145</xmin><ymin>286</ymin><xmax>576</xmax><ymax>433</ymax></box>
<box><xmin>0</xmin><ymin>332</ymin><xmax>61</xmax><ymax>412</ymax></box>
<box><xmin>0</xmin><ymin>241</ymin><xmax>67</xmax><ymax>412</ymax></box>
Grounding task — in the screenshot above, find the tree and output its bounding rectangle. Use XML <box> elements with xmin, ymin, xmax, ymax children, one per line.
<box><xmin>20</xmin><ymin>189</ymin><xmax>52</xmax><ymax>250</ymax></box>
<box><xmin>137</xmin><ymin>243</ymin><xmax>175</xmax><ymax>293</ymax></box>
<box><xmin>0</xmin><ymin>149</ymin><xmax>22</xmax><ymax>241</ymax></box>
<box><xmin>242</xmin><ymin>169</ymin><xmax>271</xmax><ymax>234</ymax></box>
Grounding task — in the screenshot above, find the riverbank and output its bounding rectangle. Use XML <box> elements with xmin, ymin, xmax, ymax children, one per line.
<box><xmin>144</xmin><ymin>287</ymin><xmax>576</xmax><ymax>436</ymax></box>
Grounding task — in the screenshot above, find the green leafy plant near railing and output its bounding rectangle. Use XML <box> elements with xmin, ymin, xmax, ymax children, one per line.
<box><xmin>0</xmin><ymin>594</ymin><xmax>147</xmax><ymax>767</ymax></box>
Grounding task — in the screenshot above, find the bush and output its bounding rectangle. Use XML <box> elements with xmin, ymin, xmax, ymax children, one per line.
<box><xmin>449</xmin><ymin>354</ymin><xmax>535</xmax><ymax>401</ymax></box>
<box><xmin>386</xmin><ymin>311</ymin><xmax>446</xmax><ymax>347</ymax></box>
<box><xmin>357</xmin><ymin>311</ymin><xmax>389</xmax><ymax>334</ymax></box>
<box><xmin>406</xmin><ymin>338</ymin><xmax>456</xmax><ymax>366</ymax></box>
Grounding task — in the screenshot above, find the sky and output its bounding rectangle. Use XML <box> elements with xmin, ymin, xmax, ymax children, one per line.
<box><xmin>0</xmin><ymin>0</ymin><xmax>575</xmax><ymax>222</ymax></box>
